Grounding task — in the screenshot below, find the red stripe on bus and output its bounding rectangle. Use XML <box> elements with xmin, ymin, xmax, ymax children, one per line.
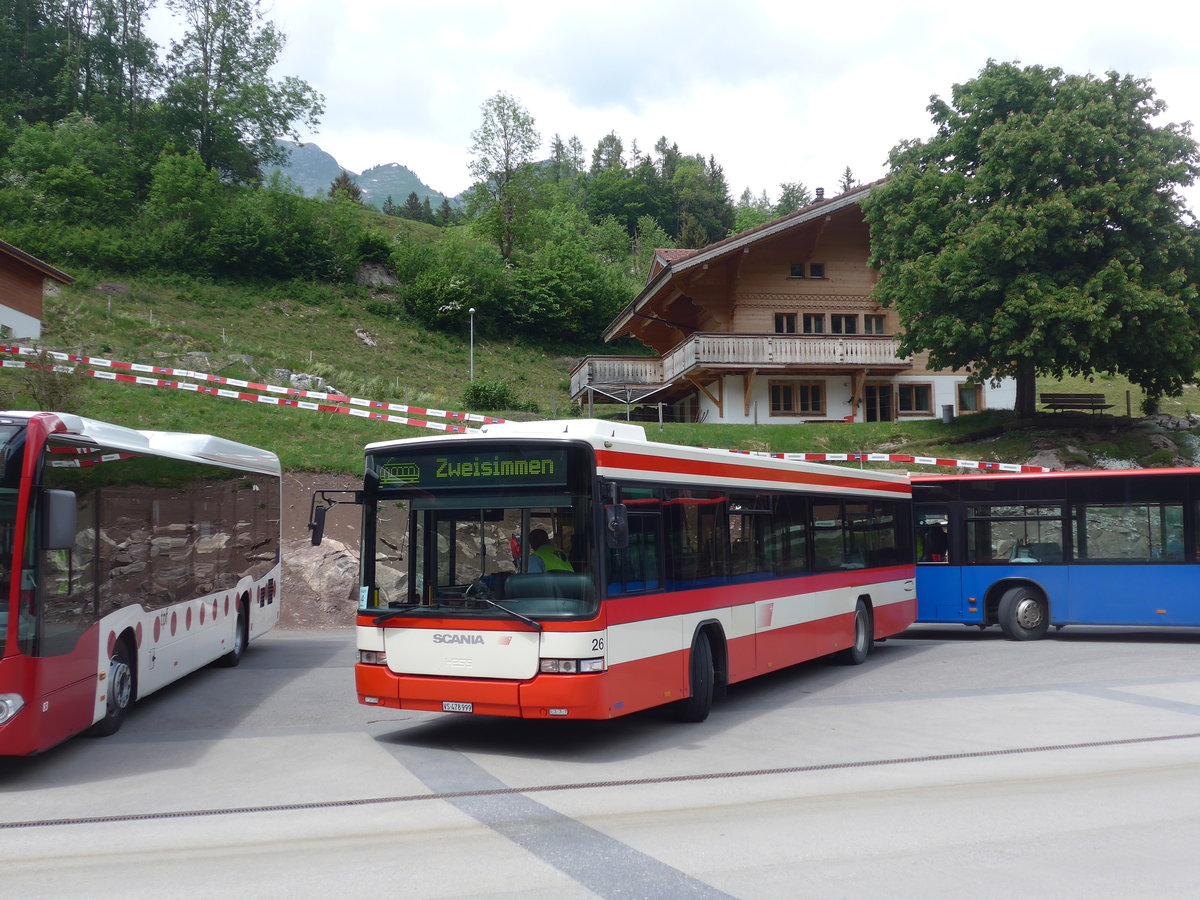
<box><xmin>595</xmin><ymin>449</ymin><xmax>910</xmax><ymax>495</ymax></box>
<box><xmin>604</xmin><ymin>566</ymin><xmax>913</xmax><ymax>626</ymax></box>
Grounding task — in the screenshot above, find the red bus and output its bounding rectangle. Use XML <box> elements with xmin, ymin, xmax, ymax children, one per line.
<box><xmin>0</xmin><ymin>411</ymin><xmax>281</xmax><ymax>755</ymax></box>
<box><xmin>314</xmin><ymin>420</ymin><xmax>914</xmax><ymax>722</ymax></box>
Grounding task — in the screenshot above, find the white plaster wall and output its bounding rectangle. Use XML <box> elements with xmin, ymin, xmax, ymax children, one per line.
<box><xmin>0</xmin><ymin>306</ymin><xmax>42</xmax><ymax>339</ymax></box>
<box><xmin>690</xmin><ymin>374</ymin><xmax>1017</xmax><ymax>424</ymax></box>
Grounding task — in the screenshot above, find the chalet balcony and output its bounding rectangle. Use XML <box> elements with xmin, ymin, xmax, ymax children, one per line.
<box><xmin>570</xmin><ymin>332</ymin><xmax>910</xmax><ymax>400</ymax></box>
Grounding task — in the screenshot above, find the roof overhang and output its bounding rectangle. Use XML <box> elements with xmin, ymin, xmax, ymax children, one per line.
<box><xmin>601</xmin><ymin>181</ymin><xmax>879</xmax><ymax>343</ymax></box>
<box><xmin>0</xmin><ymin>238</ymin><xmax>74</xmax><ymax>284</ymax></box>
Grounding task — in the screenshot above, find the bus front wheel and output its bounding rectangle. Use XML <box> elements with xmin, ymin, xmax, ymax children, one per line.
<box><xmin>674</xmin><ymin>632</ymin><xmax>715</xmax><ymax>723</ymax></box>
<box><xmin>998</xmin><ymin>587</ymin><xmax>1050</xmax><ymax>641</ymax></box>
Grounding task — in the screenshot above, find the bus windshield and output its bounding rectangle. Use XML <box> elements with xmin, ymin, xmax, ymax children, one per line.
<box><xmin>363</xmin><ymin>443</ymin><xmax>597</xmax><ymax>619</ymax></box>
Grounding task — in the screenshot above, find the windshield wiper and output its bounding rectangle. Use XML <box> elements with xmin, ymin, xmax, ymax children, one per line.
<box><xmin>471</xmin><ymin>594</ymin><xmax>543</xmax><ymax>632</ymax></box>
<box><xmin>372</xmin><ymin>597</ymin><xmax>543</xmax><ymax>631</ymax></box>
<box><xmin>372</xmin><ymin>605</ymin><xmax>425</xmax><ymax>625</ymax></box>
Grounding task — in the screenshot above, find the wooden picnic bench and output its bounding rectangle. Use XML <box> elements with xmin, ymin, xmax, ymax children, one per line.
<box><xmin>1039</xmin><ymin>392</ymin><xmax>1113</xmax><ymax>414</ymax></box>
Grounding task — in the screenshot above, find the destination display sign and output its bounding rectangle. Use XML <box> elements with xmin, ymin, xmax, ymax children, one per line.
<box><xmin>374</xmin><ymin>448</ymin><xmax>569</xmax><ymax>489</ymax></box>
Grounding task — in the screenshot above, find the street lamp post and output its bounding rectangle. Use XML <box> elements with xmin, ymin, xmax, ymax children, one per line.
<box><xmin>468</xmin><ymin>307</ymin><xmax>475</xmax><ymax>381</ymax></box>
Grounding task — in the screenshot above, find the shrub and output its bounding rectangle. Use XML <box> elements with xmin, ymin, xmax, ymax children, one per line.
<box><xmin>460</xmin><ymin>379</ymin><xmax>540</xmax><ymax>414</ymax></box>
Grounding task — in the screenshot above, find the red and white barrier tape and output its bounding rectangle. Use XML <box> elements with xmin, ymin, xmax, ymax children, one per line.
<box><xmin>0</xmin><ymin>345</ymin><xmax>505</xmax><ymax>426</ymax></box>
<box><xmin>728</xmin><ymin>450</ymin><xmax>1051</xmax><ymax>473</ymax></box>
<box><xmin>0</xmin><ymin>358</ymin><xmax>470</xmax><ymax>433</ymax></box>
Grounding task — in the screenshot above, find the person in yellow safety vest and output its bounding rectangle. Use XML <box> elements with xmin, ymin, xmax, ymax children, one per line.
<box><xmin>528</xmin><ymin>528</ymin><xmax>573</xmax><ymax>572</ymax></box>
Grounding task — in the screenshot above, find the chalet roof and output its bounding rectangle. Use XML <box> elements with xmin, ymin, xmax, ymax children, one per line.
<box><xmin>0</xmin><ymin>238</ymin><xmax>73</xmax><ymax>284</ymax></box>
<box><xmin>656</xmin><ymin>249</ymin><xmax>698</xmax><ymax>264</ymax></box>
<box><xmin>604</xmin><ymin>178</ymin><xmax>883</xmax><ymax>342</ymax></box>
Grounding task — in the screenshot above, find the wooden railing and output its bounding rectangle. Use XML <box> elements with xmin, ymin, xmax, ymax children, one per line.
<box><xmin>571</xmin><ymin>333</ymin><xmax>908</xmax><ymax>397</ymax></box>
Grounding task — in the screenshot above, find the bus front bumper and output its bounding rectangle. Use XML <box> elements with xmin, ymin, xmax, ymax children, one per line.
<box><xmin>355</xmin><ymin>663</ymin><xmax>615</xmax><ymax>719</ymax></box>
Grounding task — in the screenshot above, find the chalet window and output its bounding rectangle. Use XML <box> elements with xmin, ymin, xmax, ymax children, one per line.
<box><xmin>770</xmin><ymin>381</ymin><xmax>825</xmax><ymax>416</ymax></box>
<box><xmin>898</xmin><ymin>384</ymin><xmax>933</xmax><ymax>415</ymax></box>
<box><xmin>864</xmin><ymin>315</ymin><xmax>887</xmax><ymax>335</ymax></box>
<box><xmin>770</xmin><ymin>383</ymin><xmax>796</xmax><ymax>414</ymax></box>
<box><xmin>774</xmin><ymin>313</ymin><xmax>797</xmax><ymax>334</ymax></box>
<box><xmin>802</xmin><ymin>314</ymin><xmax>825</xmax><ymax>334</ymax></box>
<box><xmin>958</xmin><ymin>383</ymin><xmax>983</xmax><ymax>413</ymax></box>
<box><xmin>830</xmin><ymin>314</ymin><xmax>858</xmax><ymax>335</ymax></box>
<box><xmin>789</xmin><ymin>263</ymin><xmax>826</xmax><ymax>278</ymax></box>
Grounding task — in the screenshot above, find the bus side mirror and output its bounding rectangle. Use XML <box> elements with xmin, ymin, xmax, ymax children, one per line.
<box><xmin>308</xmin><ymin>489</ymin><xmax>362</xmax><ymax>546</ymax></box>
<box><xmin>43</xmin><ymin>489</ymin><xmax>77</xmax><ymax>550</ymax></box>
<box><xmin>605</xmin><ymin>504</ymin><xmax>628</xmax><ymax>549</ymax></box>
<box><xmin>309</xmin><ymin>504</ymin><xmax>327</xmax><ymax>546</ymax></box>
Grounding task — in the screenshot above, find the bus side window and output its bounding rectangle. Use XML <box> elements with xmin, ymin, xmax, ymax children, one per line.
<box><xmin>916</xmin><ymin>505</ymin><xmax>950</xmax><ymax>563</ymax></box>
<box><xmin>812</xmin><ymin>503</ymin><xmax>845</xmax><ymax>571</ymax></box>
<box><xmin>607</xmin><ymin>515</ymin><xmax>660</xmax><ymax>594</ymax></box>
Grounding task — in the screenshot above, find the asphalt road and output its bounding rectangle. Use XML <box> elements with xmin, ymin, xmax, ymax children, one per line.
<box><xmin>3</xmin><ymin>623</ymin><xmax>1200</xmax><ymax>898</ymax></box>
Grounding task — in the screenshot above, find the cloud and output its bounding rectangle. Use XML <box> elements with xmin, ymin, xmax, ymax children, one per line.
<box><xmin>150</xmin><ymin>0</ymin><xmax>1200</xmax><ymax>209</ymax></box>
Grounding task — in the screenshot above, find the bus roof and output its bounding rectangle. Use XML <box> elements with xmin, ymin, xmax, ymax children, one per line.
<box><xmin>1</xmin><ymin>410</ymin><xmax>280</xmax><ymax>475</ymax></box>
<box><xmin>366</xmin><ymin>418</ymin><xmax>909</xmax><ymax>498</ymax></box>
<box><xmin>913</xmin><ymin>467</ymin><xmax>1200</xmax><ymax>484</ymax></box>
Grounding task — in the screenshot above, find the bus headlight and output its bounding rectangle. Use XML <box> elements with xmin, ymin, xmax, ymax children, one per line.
<box><xmin>0</xmin><ymin>692</ymin><xmax>25</xmax><ymax>726</ymax></box>
<box><xmin>358</xmin><ymin>650</ymin><xmax>388</xmax><ymax>665</ymax></box>
<box><xmin>539</xmin><ymin>658</ymin><xmax>605</xmax><ymax>674</ymax></box>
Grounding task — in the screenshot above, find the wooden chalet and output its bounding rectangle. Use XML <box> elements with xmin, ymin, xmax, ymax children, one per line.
<box><xmin>570</xmin><ymin>181</ymin><xmax>1014</xmax><ymax>423</ymax></box>
<box><xmin>0</xmin><ymin>239</ymin><xmax>73</xmax><ymax>340</ymax></box>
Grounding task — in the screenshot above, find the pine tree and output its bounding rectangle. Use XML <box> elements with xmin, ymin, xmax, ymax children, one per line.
<box><xmin>403</xmin><ymin>191</ymin><xmax>424</xmax><ymax>220</ymax></box>
<box><xmin>328</xmin><ymin>170</ymin><xmax>361</xmax><ymax>203</ymax></box>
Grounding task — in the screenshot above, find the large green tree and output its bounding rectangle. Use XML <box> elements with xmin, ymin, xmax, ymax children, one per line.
<box><xmin>467</xmin><ymin>90</ymin><xmax>540</xmax><ymax>260</ymax></box>
<box><xmin>160</xmin><ymin>0</ymin><xmax>323</xmax><ymax>182</ymax></box>
<box><xmin>0</xmin><ymin>0</ymin><xmax>158</xmax><ymax>129</ymax></box>
<box><xmin>864</xmin><ymin>61</ymin><xmax>1200</xmax><ymax>416</ymax></box>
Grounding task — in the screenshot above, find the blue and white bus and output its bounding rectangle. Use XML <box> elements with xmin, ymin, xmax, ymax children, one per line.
<box><xmin>913</xmin><ymin>468</ymin><xmax>1200</xmax><ymax>639</ymax></box>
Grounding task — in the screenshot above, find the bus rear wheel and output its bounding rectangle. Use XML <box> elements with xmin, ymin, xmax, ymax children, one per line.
<box><xmin>837</xmin><ymin>601</ymin><xmax>873</xmax><ymax>665</ymax></box>
<box><xmin>217</xmin><ymin>602</ymin><xmax>248</xmax><ymax>668</ymax></box>
<box><xmin>998</xmin><ymin>586</ymin><xmax>1050</xmax><ymax>641</ymax></box>
<box><xmin>89</xmin><ymin>639</ymin><xmax>134</xmax><ymax>737</ymax></box>
<box><xmin>674</xmin><ymin>632</ymin><xmax>715</xmax><ymax>723</ymax></box>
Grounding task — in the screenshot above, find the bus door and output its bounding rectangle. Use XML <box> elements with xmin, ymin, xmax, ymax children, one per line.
<box><xmin>20</xmin><ymin>489</ymin><xmax>102</xmax><ymax>750</ymax></box>
<box><xmin>915</xmin><ymin>504</ymin><xmax>964</xmax><ymax>622</ymax></box>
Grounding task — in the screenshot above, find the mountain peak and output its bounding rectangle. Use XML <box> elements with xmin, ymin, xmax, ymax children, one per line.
<box><xmin>270</xmin><ymin>141</ymin><xmax>458</xmax><ymax>209</ymax></box>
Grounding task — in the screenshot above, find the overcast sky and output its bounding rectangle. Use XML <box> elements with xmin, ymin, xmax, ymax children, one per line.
<box><xmin>154</xmin><ymin>0</ymin><xmax>1200</xmax><ymax>211</ymax></box>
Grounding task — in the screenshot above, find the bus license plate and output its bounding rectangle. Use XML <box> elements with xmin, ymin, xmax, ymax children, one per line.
<box><xmin>443</xmin><ymin>701</ymin><xmax>473</xmax><ymax>713</ymax></box>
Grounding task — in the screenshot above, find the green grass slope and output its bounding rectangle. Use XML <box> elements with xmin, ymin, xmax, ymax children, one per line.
<box><xmin>4</xmin><ymin>269</ymin><xmax>1199</xmax><ymax>474</ymax></box>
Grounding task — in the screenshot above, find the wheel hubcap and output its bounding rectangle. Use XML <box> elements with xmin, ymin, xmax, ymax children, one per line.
<box><xmin>109</xmin><ymin>656</ymin><xmax>132</xmax><ymax>711</ymax></box>
<box><xmin>1015</xmin><ymin>597</ymin><xmax>1043</xmax><ymax>630</ymax></box>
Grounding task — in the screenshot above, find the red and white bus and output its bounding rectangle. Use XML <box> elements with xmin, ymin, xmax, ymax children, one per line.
<box><xmin>318</xmin><ymin>419</ymin><xmax>914</xmax><ymax>722</ymax></box>
<box><xmin>0</xmin><ymin>411</ymin><xmax>281</xmax><ymax>755</ymax></box>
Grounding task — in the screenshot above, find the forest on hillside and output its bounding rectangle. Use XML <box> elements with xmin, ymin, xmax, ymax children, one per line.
<box><xmin>0</xmin><ymin>0</ymin><xmax>824</xmax><ymax>346</ymax></box>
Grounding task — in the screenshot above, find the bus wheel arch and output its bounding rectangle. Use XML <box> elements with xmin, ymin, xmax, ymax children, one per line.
<box><xmin>837</xmin><ymin>596</ymin><xmax>874</xmax><ymax>666</ymax></box>
<box><xmin>997</xmin><ymin>583</ymin><xmax>1051</xmax><ymax>641</ymax></box>
<box><xmin>89</xmin><ymin>629</ymin><xmax>137</xmax><ymax>737</ymax></box>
